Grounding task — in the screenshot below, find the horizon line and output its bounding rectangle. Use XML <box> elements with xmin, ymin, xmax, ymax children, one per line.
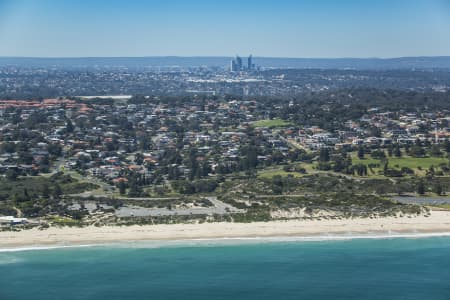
<box><xmin>1</xmin><ymin>55</ymin><xmax>450</xmax><ymax>60</ymax></box>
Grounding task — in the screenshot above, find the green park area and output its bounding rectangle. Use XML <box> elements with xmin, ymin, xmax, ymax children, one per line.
<box><xmin>253</xmin><ymin>119</ymin><xmax>293</xmax><ymax>128</ymax></box>
<box><xmin>351</xmin><ymin>153</ymin><xmax>448</xmax><ymax>176</ymax></box>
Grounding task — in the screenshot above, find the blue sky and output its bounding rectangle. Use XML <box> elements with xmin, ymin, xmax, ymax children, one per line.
<box><xmin>0</xmin><ymin>0</ymin><xmax>449</xmax><ymax>57</ymax></box>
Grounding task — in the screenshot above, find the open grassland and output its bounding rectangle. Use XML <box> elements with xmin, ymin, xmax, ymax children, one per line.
<box><xmin>350</xmin><ymin>152</ymin><xmax>448</xmax><ymax>176</ymax></box>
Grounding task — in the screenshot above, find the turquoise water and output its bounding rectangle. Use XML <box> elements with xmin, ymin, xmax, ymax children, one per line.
<box><xmin>1</xmin><ymin>237</ymin><xmax>450</xmax><ymax>300</ymax></box>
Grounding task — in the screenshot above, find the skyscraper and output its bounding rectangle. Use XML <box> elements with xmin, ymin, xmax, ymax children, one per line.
<box><xmin>230</xmin><ymin>59</ymin><xmax>238</xmax><ymax>72</ymax></box>
<box><xmin>230</xmin><ymin>54</ymin><xmax>255</xmax><ymax>72</ymax></box>
<box><xmin>235</xmin><ymin>55</ymin><xmax>242</xmax><ymax>70</ymax></box>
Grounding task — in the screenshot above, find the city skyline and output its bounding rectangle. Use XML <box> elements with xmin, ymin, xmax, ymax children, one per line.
<box><xmin>0</xmin><ymin>0</ymin><xmax>449</xmax><ymax>58</ymax></box>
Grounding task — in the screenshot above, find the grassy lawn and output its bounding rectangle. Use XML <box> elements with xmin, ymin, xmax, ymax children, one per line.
<box><xmin>351</xmin><ymin>152</ymin><xmax>447</xmax><ymax>174</ymax></box>
<box><xmin>387</xmin><ymin>157</ymin><xmax>448</xmax><ymax>169</ymax></box>
<box><xmin>253</xmin><ymin>119</ymin><xmax>293</xmax><ymax>128</ymax></box>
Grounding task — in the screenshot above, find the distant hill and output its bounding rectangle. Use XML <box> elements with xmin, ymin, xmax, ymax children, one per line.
<box><xmin>1</xmin><ymin>56</ymin><xmax>450</xmax><ymax>70</ymax></box>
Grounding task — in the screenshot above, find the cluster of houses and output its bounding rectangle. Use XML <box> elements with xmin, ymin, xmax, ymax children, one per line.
<box><xmin>0</xmin><ymin>97</ymin><xmax>449</xmax><ymax>190</ymax></box>
<box><xmin>0</xmin><ymin>97</ymin><xmax>290</xmax><ymax>186</ymax></box>
<box><xmin>290</xmin><ymin>111</ymin><xmax>450</xmax><ymax>151</ymax></box>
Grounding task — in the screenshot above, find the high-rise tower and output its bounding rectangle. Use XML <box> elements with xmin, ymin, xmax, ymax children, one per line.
<box><xmin>230</xmin><ymin>54</ymin><xmax>255</xmax><ymax>72</ymax></box>
<box><xmin>230</xmin><ymin>59</ymin><xmax>238</xmax><ymax>72</ymax></box>
<box><xmin>235</xmin><ymin>55</ymin><xmax>242</xmax><ymax>70</ymax></box>
<box><xmin>247</xmin><ymin>55</ymin><xmax>253</xmax><ymax>70</ymax></box>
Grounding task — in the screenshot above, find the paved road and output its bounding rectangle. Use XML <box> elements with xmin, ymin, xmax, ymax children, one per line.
<box><xmin>393</xmin><ymin>196</ymin><xmax>450</xmax><ymax>205</ymax></box>
<box><xmin>69</xmin><ymin>193</ymin><xmax>184</xmax><ymax>201</ymax></box>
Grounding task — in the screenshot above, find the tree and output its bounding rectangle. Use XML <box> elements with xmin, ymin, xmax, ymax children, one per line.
<box><xmin>394</xmin><ymin>144</ymin><xmax>402</xmax><ymax>157</ymax></box>
<box><xmin>39</xmin><ymin>156</ymin><xmax>50</xmax><ymax>173</ymax></box>
<box><xmin>127</xmin><ymin>179</ymin><xmax>142</xmax><ymax>197</ymax></box>
<box><xmin>387</xmin><ymin>145</ymin><xmax>393</xmax><ymax>157</ymax></box>
<box><xmin>42</xmin><ymin>184</ymin><xmax>50</xmax><ymax>199</ymax></box>
<box><xmin>1</xmin><ymin>142</ymin><xmax>16</xmax><ymax>153</ymax></box>
<box><xmin>134</xmin><ymin>152</ymin><xmax>144</xmax><ymax>165</ymax></box>
<box><xmin>332</xmin><ymin>155</ymin><xmax>348</xmax><ymax>172</ymax></box>
<box><xmin>6</xmin><ymin>169</ymin><xmax>18</xmax><ymax>181</ymax></box>
<box><xmin>243</xmin><ymin>145</ymin><xmax>258</xmax><ymax>169</ymax></box>
<box><xmin>429</xmin><ymin>145</ymin><xmax>442</xmax><ymax>157</ymax></box>
<box><xmin>52</xmin><ymin>184</ymin><xmax>63</xmax><ymax>199</ymax></box>
<box><xmin>410</xmin><ymin>145</ymin><xmax>425</xmax><ymax>158</ymax></box>
<box><xmin>23</xmin><ymin>188</ymin><xmax>30</xmax><ymax>201</ymax></box>
<box><xmin>352</xmin><ymin>164</ymin><xmax>367</xmax><ymax>176</ymax></box>
<box><xmin>383</xmin><ymin>160</ymin><xmax>389</xmax><ymax>175</ymax></box>
<box><xmin>357</xmin><ymin>146</ymin><xmax>365</xmax><ymax>160</ymax></box>
<box><xmin>18</xmin><ymin>151</ymin><xmax>33</xmax><ymax>164</ymax></box>
<box><xmin>426</xmin><ymin>166</ymin><xmax>435</xmax><ymax>178</ymax></box>
<box><xmin>433</xmin><ymin>183</ymin><xmax>443</xmax><ymax>196</ymax></box>
<box><xmin>271</xmin><ymin>175</ymin><xmax>284</xmax><ymax>195</ymax></box>
<box><xmin>118</xmin><ymin>181</ymin><xmax>127</xmax><ymax>195</ymax></box>
<box><xmin>417</xmin><ymin>180</ymin><xmax>426</xmax><ymax>195</ymax></box>
<box><xmin>319</xmin><ymin>148</ymin><xmax>330</xmax><ymax>162</ymax></box>
<box><xmin>47</xmin><ymin>143</ymin><xmax>62</xmax><ymax>156</ymax></box>
<box><xmin>444</xmin><ymin>140</ymin><xmax>450</xmax><ymax>153</ymax></box>
<box><xmin>371</xmin><ymin>150</ymin><xmax>386</xmax><ymax>159</ymax></box>
<box><xmin>66</xmin><ymin>119</ymin><xmax>74</xmax><ymax>133</ymax></box>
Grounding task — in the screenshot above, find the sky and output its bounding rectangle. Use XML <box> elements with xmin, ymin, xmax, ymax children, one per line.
<box><xmin>0</xmin><ymin>0</ymin><xmax>450</xmax><ymax>58</ymax></box>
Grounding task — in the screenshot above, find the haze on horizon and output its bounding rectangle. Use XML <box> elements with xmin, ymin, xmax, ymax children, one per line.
<box><xmin>0</xmin><ymin>0</ymin><xmax>450</xmax><ymax>58</ymax></box>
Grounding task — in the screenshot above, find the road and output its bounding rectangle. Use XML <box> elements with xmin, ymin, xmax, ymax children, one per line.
<box><xmin>393</xmin><ymin>196</ymin><xmax>450</xmax><ymax>205</ymax></box>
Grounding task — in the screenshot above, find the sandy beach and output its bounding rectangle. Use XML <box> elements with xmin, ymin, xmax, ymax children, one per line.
<box><xmin>1</xmin><ymin>210</ymin><xmax>450</xmax><ymax>249</ymax></box>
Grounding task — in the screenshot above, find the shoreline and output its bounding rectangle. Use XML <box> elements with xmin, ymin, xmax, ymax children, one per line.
<box><xmin>3</xmin><ymin>232</ymin><xmax>450</xmax><ymax>253</ymax></box>
<box><xmin>1</xmin><ymin>210</ymin><xmax>450</xmax><ymax>251</ymax></box>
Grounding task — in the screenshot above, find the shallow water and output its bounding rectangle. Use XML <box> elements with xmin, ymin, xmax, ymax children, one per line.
<box><xmin>1</xmin><ymin>236</ymin><xmax>450</xmax><ymax>299</ymax></box>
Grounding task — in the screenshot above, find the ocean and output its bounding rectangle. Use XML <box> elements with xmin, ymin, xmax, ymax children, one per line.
<box><xmin>1</xmin><ymin>236</ymin><xmax>450</xmax><ymax>300</ymax></box>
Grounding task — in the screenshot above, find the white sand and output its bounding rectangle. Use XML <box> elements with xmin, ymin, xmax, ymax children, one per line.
<box><xmin>1</xmin><ymin>211</ymin><xmax>450</xmax><ymax>249</ymax></box>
